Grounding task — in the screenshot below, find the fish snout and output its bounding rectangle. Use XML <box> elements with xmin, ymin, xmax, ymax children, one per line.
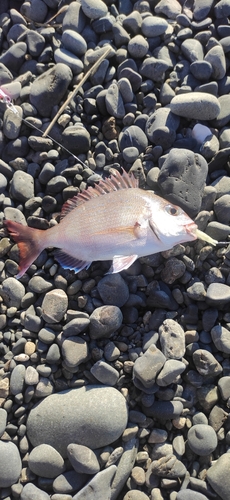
<box><xmin>185</xmin><ymin>222</ymin><xmax>198</xmax><ymax>239</ymax></box>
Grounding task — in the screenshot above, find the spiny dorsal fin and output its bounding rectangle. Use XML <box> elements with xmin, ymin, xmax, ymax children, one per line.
<box><xmin>60</xmin><ymin>168</ymin><xmax>139</xmax><ymax>220</ymax></box>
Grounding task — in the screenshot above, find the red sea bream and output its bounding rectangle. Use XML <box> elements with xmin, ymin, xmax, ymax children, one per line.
<box><xmin>4</xmin><ymin>169</ymin><xmax>198</xmax><ymax>278</ymax></box>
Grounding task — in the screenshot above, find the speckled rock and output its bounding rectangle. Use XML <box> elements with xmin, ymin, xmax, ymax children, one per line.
<box><xmin>28</xmin><ymin>444</ymin><xmax>65</xmax><ymax>478</ymax></box>
<box><xmin>0</xmin><ymin>441</ymin><xmax>22</xmax><ymax>487</ymax></box>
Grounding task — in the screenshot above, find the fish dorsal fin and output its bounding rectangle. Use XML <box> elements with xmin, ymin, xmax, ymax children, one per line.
<box><xmin>60</xmin><ymin>168</ymin><xmax>139</xmax><ymax>220</ymax></box>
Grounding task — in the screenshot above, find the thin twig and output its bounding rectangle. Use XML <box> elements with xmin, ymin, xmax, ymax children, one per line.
<box><xmin>42</xmin><ymin>46</ymin><xmax>112</xmax><ymax>138</ymax></box>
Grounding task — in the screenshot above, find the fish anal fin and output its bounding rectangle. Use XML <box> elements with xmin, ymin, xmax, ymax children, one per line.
<box><xmin>60</xmin><ymin>168</ymin><xmax>139</xmax><ymax>220</ymax></box>
<box><xmin>107</xmin><ymin>254</ymin><xmax>138</xmax><ymax>274</ymax></box>
<box><xmin>55</xmin><ymin>249</ymin><xmax>91</xmax><ymax>273</ymax></box>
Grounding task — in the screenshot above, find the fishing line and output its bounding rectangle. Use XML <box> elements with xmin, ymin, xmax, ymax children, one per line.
<box><xmin>0</xmin><ymin>90</ymin><xmax>88</xmax><ymax>168</ymax></box>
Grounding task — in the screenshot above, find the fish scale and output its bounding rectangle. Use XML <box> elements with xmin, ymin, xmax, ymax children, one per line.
<box><xmin>4</xmin><ymin>169</ymin><xmax>200</xmax><ymax>278</ymax></box>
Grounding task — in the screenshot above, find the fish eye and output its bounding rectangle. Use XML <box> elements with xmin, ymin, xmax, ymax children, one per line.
<box><xmin>165</xmin><ymin>204</ymin><xmax>179</xmax><ymax>216</ymax></box>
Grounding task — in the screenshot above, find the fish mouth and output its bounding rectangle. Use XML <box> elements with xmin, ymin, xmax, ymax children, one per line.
<box><xmin>185</xmin><ymin>222</ymin><xmax>198</xmax><ymax>238</ymax></box>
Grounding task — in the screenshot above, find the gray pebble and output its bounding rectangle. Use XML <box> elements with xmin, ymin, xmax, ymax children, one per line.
<box><xmin>128</xmin><ymin>35</ymin><xmax>149</xmax><ymax>58</ymax></box>
<box><xmin>123</xmin><ymin>11</ymin><xmax>142</xmax><ymax>35</ymax></box>
<box><xmin>105</xmin><ymin>82</ymin><xmax>125</xmax><ymax>119</ymax></box>
<box><xmin>53</xmin><ymin>470</ymin><xmax>87</xmax><ymax>494</ymax></box>
<box><xmin>27</xmin><ymin>386</ymin><xmax>128</xmax><ymax>456</ymax></box>
<box><xmin>0</xmin><ymin>441</ymin><xmax>22</xmax><ymax>487</ymax></box>
<box><xmin>207</xmin><ymin>452</ymin><xmax>230</xmax><ymax>499</ymax></box>
<box><xmin>62</xmin><ymin>30</ymin><xmax>87</xmax><ymax>57</ymax></box>
<box><xmin>54</xmin><ymin>48</ymin><xmax>84</xmax><ymax>75</ymax></box>
<box><xmin>205</xmin><ymin>44</ymin><xmax>226</xmax><ymax>80</ymax></box>
<box><xmin>89</xmin><ymin>305</ymin><xmax>123</xmax><ymax>339</ymax></box>
<box><xmin>110</xmin><ymin>437</ymin><xmax>137</xmax><ymax>500</ymax></box>
<box><xmin>118</xmin><ymin>78</ymin><xmax>134</xmax><ymax>103</ymax></box>
<box><xmin>97</xmin><ymin>273</ymin><xmax>129</xmax><ymax>307</ymax></box>
<box><xmin>144</xmin><ymin>400</ymin><xmax>183</xmax><ymax>420</ymax></box>
<box><xmin>141</xmin><ymin>16</ymin><xmax>168</xmax><ymax>37</ymax></box>
<box><xmin>62</xmin><ymin>1</ymin><xmax>86</xmax><ymax>32</ymax></box>
<box><xmin>26</xmin><ymin>30</ymin><xmax>45</xmax><ymax>57</ymax></box>
<box><xmin>30</xmin><ymin>63</ymin><xmax>72</xmax><ymax>117</ymax></box>
<box><xmin>123</xmin><ymin>491</ymin><xmax>149</xmax><ymax>500</ymax></box>
<box><xmin>67</xmin><ymin>443</ymin><xmax>100</xmax><ymax>474</ymax></box>
<box><xmin>20</xmin><ymin>482</ymin><xmax>50</xmax><ymax>500</ymax></box>
<box><xmin>206</xmin><ymin>283</ymin><xmax>230</xmax><ymax>306</ymax></box>
<box><xmin>81</xmin><ymin>0</ymin><xmax>108</xmax><ymax>19</ymax></box>
<box><xmin>28</xmin><ymin>276</ymin><xmax>53</xmax><ymax>294</ymax></box>
<box><xmin>218</xmin><ymin>376</ymin><xmax>230</xmax><ymax>400</ymax></box>
<box><xmin>156</xmin><ymin>359</ymin><xmax>186</xmax><ymax>387</ymax></box>
<box><xmin>28</xmin><ymin>444</ymin><xmax>65</xmax><ymax>478</ymax></box>
<box><xmin>170</xmin><ymin>92</ymin><xmax>221</xmax><ymax>120</ymax></box>
<box><xmin>133</xmin><ymin>344</ymin><xmax>166</xmax><ymax>388</ymax></box>
<box><xmin>72</xmin><ymin>465</ymin><xmax>116</xmax><ymax>500</ymax></box>
<box><xmin>3</xmin><ymin>105</ymin><xmax>23</xmax><ymax>140</ymax></box>
<box><xmin>62</xmin><ymin>336</ymin><xmax>89</xmax><ymax>371</ymax></box>
<box><xmin>0</xmin><ymin>277</ymin><xmax>25</xmax><ymax>308</ymax></box>
<box><xmin>159</xmin><ymin>319</ymin><xmax>185</xmax><ymax>359</ymax></box>
<box><xmin>35</xmin><ymin>377</ymin><xmax>54</xmax><ymax>398</ymax></box>
<box><xmin>193</xmin><ymin>349</ymin><xmax>222</xmax><ymax>377</ymax></box>
<box><xmin>148</xmin><ymin>454</ymin><xmax>187</xmax><ymax>478</ymax></box>
<box><xmin>10</xmin><ymin>170</ymin><xmax>34</xmax><ymax>202</ymax></box>
<box><xmin>140</xmin><ymin>57</ymin><xmax>170</xmax><ymax>81</ymax></box>
<box><xmin>158</xmin><ymin>148</ymin><xmax>208</xmax><ymax>217</ymax></box>
<box><xmin>90</xmin><ymin>360</ymin><xmax>119</xmax><ymax>386</ymax></box>
<box><xmin>0</xmin><ymin>41</ymin><xmax>27</xmax><ymax>73</ymax></box>
<box><xmin>211</xmin><ymin>325</ymin><xmax>230</xmax><ymax>353</ymax></box>
<box><xmin>213</xmin><ymin>95</ymin><xmax>230</xmax><ymax>127</ymax></box>
<box><xmin>177</xmin><ymin>490</ymin><xmax>210</xmax><ymax>500</ymax></box>
<box><xmin>10</xmin><ymin>364</ymin><xmax>26</xmax><ymax>395</ymax></box>
<box><xmin>146</xmin><ymin>107</ymin><xmax>180</xmax><ymax>149</ymax></box>
<box><xmin>181</xmin><ymin>39</ymin><xmax>204</xmax><ymax>62</ymax></box>
<box><xmin>155</xmin><ymin>0</ymin><xmax>181</xmax><ymax>18</ymax></box>
<box><xmin>119</xmin><ymin>125</ymin><xmax>148</xmax><ymax>153</ymax></box>
<box><xmin>25</xmin><ymin>366</ymin><xmax>39</xmax><ymax>385</ymax></box>
<box><xmin>63</xmin><ymin>317</ymin><xmax>90</xmax><ymax>337</ymax></box>
<box><xmin>187</xmin><ymin>424</ymin><xmax>217</xmax><ymax>455</ymax></box>
<box><xmin>0</xmin><ymin>407</ymin><xmax>7</xmax><ymax>436</ymax></box>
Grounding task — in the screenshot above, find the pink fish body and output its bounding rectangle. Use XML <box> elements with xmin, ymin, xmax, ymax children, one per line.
<box><xmin>4</xmin><ymin>169</ymin><xmax>197</xmax><ymax>278</ymax></box>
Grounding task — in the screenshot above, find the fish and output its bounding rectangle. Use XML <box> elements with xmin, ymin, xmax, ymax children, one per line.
<box><xmin>4</xmin><ymin>168</ymin><xmax>202</xmax><ymax>279</ymax></box>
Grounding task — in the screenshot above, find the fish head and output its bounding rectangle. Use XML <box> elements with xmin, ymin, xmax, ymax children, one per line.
<box><xmin>147</xmin><ymin>193</ymin><xmax>198</xmax><ymax>247</ymax></box>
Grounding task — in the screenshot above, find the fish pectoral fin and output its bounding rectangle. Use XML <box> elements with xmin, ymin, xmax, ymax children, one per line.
<box><xmin>54</xmin><ymin>250</ymin><xmax>91</xmax><ymax>273</ymax></box>
<box><xmin>107</xmin><ymin>254</ymin><xmax>138</xmax><ymax>274</ymax></box>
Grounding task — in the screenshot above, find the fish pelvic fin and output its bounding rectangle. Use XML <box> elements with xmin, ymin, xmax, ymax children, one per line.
<box><xmin>107</xmin><ymin>254</ymin><xmax>138</xmax><ymax>273</ymax></box>
<box><xmin>4</xmin><ymin>220</ymin><xmax>45</xmax><ymax>278</ymax></box>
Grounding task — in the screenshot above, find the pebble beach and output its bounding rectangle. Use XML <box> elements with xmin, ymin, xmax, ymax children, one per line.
<box><xmin>1</xmin><ymin>0</ymin><xmax>230</xmax><ymax>499</ymax></box>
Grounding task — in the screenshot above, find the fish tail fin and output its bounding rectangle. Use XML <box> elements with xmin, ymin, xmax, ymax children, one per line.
<box><xmin>4</xmin><ymin>220</ymin><xmax>45</xmax><ymax>278</ymax></box>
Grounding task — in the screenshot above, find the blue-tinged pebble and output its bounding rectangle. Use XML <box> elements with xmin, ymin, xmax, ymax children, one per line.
<box><xmin>81</xmin><ymin>0</ymin><xmax>108</xmax><ymax>19</ymax></box>
<box><xmin>205</xmin><ymin>44</ymin><xmax>226</xmax><ymax>80</ymax></box>
<box><xmin>119</xmin><ymin>125</ymin><xmax>148</xmax><ymax>153</ymax></box>
<box><xmin>54</xmin><ymin>48</ymin><xmax>84</xmax><ymax>75</ymax></box>
<box><xmin>141</xmin><ymin>15</ymin><xmax>168</xmax><ymax>37</ymax></box>
<box><xmin>62</xmin><ymin>30</ymin><xmax>87</xmax><ymax>57</ymax></box>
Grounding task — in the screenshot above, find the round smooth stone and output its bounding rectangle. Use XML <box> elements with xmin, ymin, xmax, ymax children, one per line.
<box><xmin>27</xmin><ymin>385</ymin><xmax>128</xmax><ymax>457</ymax></box>
<box><xmin>41</xmin><ymin>289</ymin><xmax>68</xmax><ymax>323</ymax></box>
<box><xmin>67</xmin><ymin>443</ymin><xmax>100</xmax><ymax>474</ymax></box>
<box><xmin>80</xmin><ymin>0</ymin><xmax>108</xmax><ymax>19</ymax></box>
<box><xmin>211</xmin><ymin>325</ymin><xmax>230</xmax><ymax>353</ymax></box>
<box><xmin>170</xmin><ymin>92</ymin><xmax>221</xmax><ymax>120</ymax></box>
<box><xmin>177</xmin><ymin>490</ymin><xmax>211</xmax><ymax>500</ymax></box>
<box><xmin>89</xmin><ymin>305</ymin><xmax>123</xmax><ymax>339</ymax></box>
<box><xmin>20</xmin><ymin>483</ymin><xmax>50</xmax><ymax>500</ymax></box>
<box><xmin>207</xmin><ymin>452</ymin><xmax>230</xmax><ymax>498</ymax></box>
<box><xmin>141</xmin><ymin>16</ymin><xmax>168</xmax><ymax>37</ymax></box>
<box><xmin>128</xmin><ymin>35</ymin><xmax>149</xmax><ymax>58</ymax></box>
<box><xmin>62</xmin><ymin>30</ymin><xmax>87</xmax><ymax>57</ymax></box>
<box><xmin>204</xmin><ymin>44</ymin><xmax>226</xmax><ymax>80</ymax></box>
<box><xmin>206</xmin><ymin>283</ymin><xmax>230</xmax><ymax>306</ymax></box>
<box><xmin>54</xmin><ymin>48</ymin><xmax>84</xmax><ymax>75</ymax></box>
<box><xmin>187</xmin><ymin>424</ymin><xmax>217</xmax><ymax>455</ymax></box>
<box><xmin>0</xmin><ymin>441</ymin><xmax>22</xmax><ymax>487</ymax></box>
<box><xmin>28</xmin><ymin>444</ymin><xmax>65</xmax><ymax>478</ymax></box>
